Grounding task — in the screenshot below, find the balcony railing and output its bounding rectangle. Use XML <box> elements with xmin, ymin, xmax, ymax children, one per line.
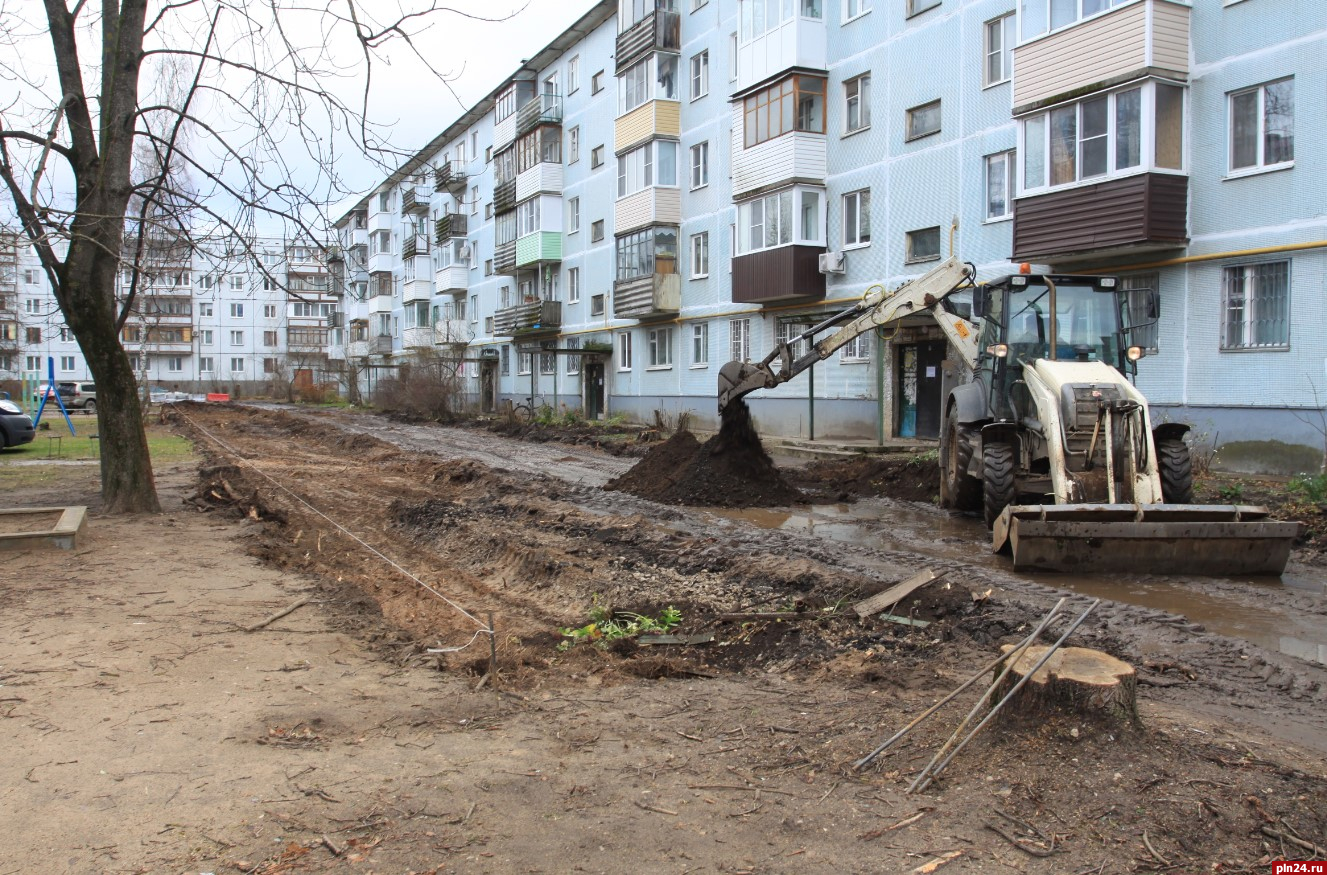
<box><xmin>371</xmin><ymin>335</ymin><xmax>394</xmax><ymax>355</ymax></box>
<box><xmin>434</xmin><ymin>213</ymin><xmax>468</xmax><ymax>243</ymax></box>
<box><xmin>494</xmin><ymin>178</ymin><xmax>517</xmax><ymax>213</ymax></box>
<box><xmin>402</xmin><ymin>234</ymin><xmax>430</xmax><ymax>260</ymax></box>
<box><xmin>615</xmin><ymin>9</ymin><xmax>680</xmax><ymax>74</ymax></box>
<box><xmin>493</xmin><ymin>300</ymin><xmax>561</xmax><ymax>336</ymax></box>
<box><xmin>517</xmin><ymin>92</ymin><xmax>563</xmax><ymax>136</ymax></box>
<box><xmin>434</xmin><ymin>161</ymin><xmax>468</xmax><ymax>193</ymax></box>
<box><xmin>401</xmin><ymin>187</ymin><xmax>429</xmax><ymax>215</ymax></box>
<box><xmin>613</xmin><ymin>273</ymin><xmax>680</xmax><ymax>320</ymax></box>
<box><xmin>494</xmin><ymin>240</ymin><xmax>517</xmax><ymax>275</ymax></box>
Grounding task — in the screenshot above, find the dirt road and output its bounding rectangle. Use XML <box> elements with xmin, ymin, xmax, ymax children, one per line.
<box><xmin>2</xmin><ymin>403</ymin><xmax>1324</xmax><ymax>874</ymax></box>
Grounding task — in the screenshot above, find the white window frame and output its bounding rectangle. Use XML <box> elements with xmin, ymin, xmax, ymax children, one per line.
<box><xmin>840</xmin><ymin>333</ymin><xmax>870</xmax><ymax>362</ymax></box>
<box><xmin>907</xmin><ymin>0</ymin><xmax>939</xmax><ymax>16</ymax></box>
<box><xmin>737</xmin><ymin>186</ymin><xmax>826</xmax><ymax>256</ymax></box>
<box><xmin>843</xmin><ymin>189</ymin><xmax>871</xmax><ymax>249</ymax></box>
<box><xmin>730</xmin><ymin>318</ymin><xmax>750</xmax><ymax>363</ymax></box>
<box><xmin>167</xmin><ymin>356</ymin><xmax>183</xmax><ymax>373</ymax></box>
<box><xmin>229</xmin><ymin>302</ymin><xmax>244</xmax><ymax>318</ymax></box>
<box><xmin>690</xmin><ymin>141</ymin><xmax>709</xmax><ymax>190</ymax></box>
<box><xmin>591</xmin><ymin>293</ymin><xmax>606</xmax><ymax>316</ymax></box>
<box><xmin>729</xmin><ymin>33</ymin><xmax>738</xmax><ymax>81</ymax></box>
<box><xmin>567</xmin><ymin>56</ymin><xmax>580</xmax><ymax>94</ymax></box>
<box><xmin>592</xmin><ymin>70</ymin><xmax>604</xmax><ymax>94</ymax></box>
<box><xmin>568</xmin><ymin>197</ymin><xmax>581</xmax><ymax>233</ymax></box>
<box><xmin>690</xmin><ymin>232</ymin><xmax>710</xmax><ymax>279</ymax></box>
<box><xmin>1228</xmin><ymin>78</ymin><xmax>1294</xmax><ymax>175</ymax></box>
<box><xmin>691</xmin><ymin>323</ymin><xmax>709</xmax><ymax>368</ymax></box>
<box><xmin>229</xmin><ymin>330</ymin><xmax>244</xmax><ymax>346</ymax></box>
<box><xmin>230</xmin><ymin>357</ymin><xmax>245</xmax><ymax>373</ymax></box>
<box><xmin>984</xmin><ymin>13</ymin><xmax>1015</xmax><ymax>88</ymax></box>
<box><xmin>200</xmin><ymin>330</ymin><xmax>213</xmax><ymax>345</ymax></box>
<box><xmin>566</xmin><ymin>338</ymin><xmax>581</xmax><ymax>374</ymax></box>
<box><xmin>843</xmin><ymin>0</ymin><xmax>871</xmax><ymax>22</ymax></box>
<box><xmin>592</xmin><ymin>220</ymin><xmax>605</xmax><ymax>243</ymax></box>
<box><xmin>617</xmin><ymin>330</ymin><xmax>633</xmax><ymax>371</ymax></box>
<box><xmin>568</xmin><ymin>267</ymin><xmax>581</xmax><ymax>303</ymax></box>
<box><xmin>647</xmin><ymin>326</ymin><xmax>674</xmax><ymax>369</ymax></box>
<box><xmin>591</xmin><ymin>145</ymin><xmax>605</xmax><ymax>168</ymax></box>
<box><xmin>617</xmin><ymin>140</ymin><xmax>679</xmax><ymax>198</ymax></box>
<box><xmin>844</xmin><ymin>74</ymin><xmax>871</xmax><ymax>134</ymax></box>
<box><xmin>906</xmin><ymin>99</ymin><xmax>942</xmax><ymax>141</ymax></box>
<box><xmin>59</xmin><ymin>355</ymin><xmax>76</xmax><ymax>372</ymax></box>
<box><xmin>199</xmin><ymin>356</ymin><xmax>214</xmax><ymax>373</ymax></box>
<box><xmin>568</xmin><ymin>126</ymin><xmax>580</xmax><ymax>164</ymax></box>
<box><xmin>984</xmin><ymin>151</ymin><xmax>1015</xmax><ymax>222</ymax></box>
<box><xmin>690</xmin><ymin>50</ymin><xmax>709</xmax><ymax>102</ymax></box>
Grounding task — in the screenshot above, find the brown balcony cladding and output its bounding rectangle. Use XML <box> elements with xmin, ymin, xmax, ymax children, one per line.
<box><xmin>1012</xmin><ymin>173</ymin><xmax>1188</xmax><ymax>263</ymax></box>
<box><xmin>493</xmin><ymin>300</ymin><xmax>562</xmax><ymax>336</ymax></box>
<box><xmin>434</xmin><ymin>161</ymin><xmax>468</xmax><ymax>194</ymax></box>
<box><xmin>731</xmin><ymin>246</ymin><xmax>827</xmax><ymax>305</ymax></box>
<box><xmin>434</xmin><ymin>213</ymin><xmax>468</xmax><ymax>243</ymax></box>
<box><xmin>401</xmin><ymin>188</ymin><xmax>429</xmax><ymax>215</ymax></box>
<box><xmin>517</xmin><ymin>93</ymin><xmax>563</xmax><ymax>137</ymax></box>
<box><xmin>402</xmin><ymin>234</ymin><xmax>430</xmax><ymax>260</ymax></box>
<box><xmin>615</xmin><ymin>8</ymin><xmax>681</xmax><ymax>74</ymax></box>
<box><xmin>494</xmin><ymin>240</ymin><xmax>517</xmax><ymax>275</ymax></box>
<box><xmin>494</xmin><ymin>178</ymin><xmax>517</xmax><ymax>213</ymax></box>
<box><xmin>613</xmin><ymin>273</ymin><xmax>680</xmax><ymax>320</ymax></box>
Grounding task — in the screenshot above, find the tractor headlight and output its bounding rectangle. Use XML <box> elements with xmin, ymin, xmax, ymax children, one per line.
<box><xmin>1126</xmin><ymin>345</ymin><xmax>1145</xmax><ymax>362</ymax></box>
<box><xmin>986</xmin><ymin>343</ymin><xmax>1009</xmax><ymax>358</ymax></box>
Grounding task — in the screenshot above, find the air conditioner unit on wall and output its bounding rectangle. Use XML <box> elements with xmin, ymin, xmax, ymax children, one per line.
<box><xmin>818</xmin><ymin>251</ymin><xmax>845</xmax><ymax>274</ymax></box>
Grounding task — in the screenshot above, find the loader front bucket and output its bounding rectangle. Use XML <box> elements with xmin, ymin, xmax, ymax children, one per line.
<box><xmin>992</xmin><ymin>504</ymin><xmax>1300</xmax><ymax>576</ymax></box>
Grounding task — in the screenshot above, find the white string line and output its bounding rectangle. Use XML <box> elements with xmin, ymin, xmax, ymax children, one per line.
<box><xmin>176</xmin><ymin>407</ymin><xmax>492</xmax><ymax>650</ymax></box>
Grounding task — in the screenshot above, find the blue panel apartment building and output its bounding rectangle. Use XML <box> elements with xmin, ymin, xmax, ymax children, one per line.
<box><xmin>333</xmin><ymin>0</ymin><xmax>1327</xmax><ymax>471</ymax></box>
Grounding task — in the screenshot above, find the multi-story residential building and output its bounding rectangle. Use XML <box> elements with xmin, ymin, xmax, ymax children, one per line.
<box><xmin>0</xmin><ymin>231</ymin><xmax>337</xmax><ymax>401</ymax></box>
<box><xmin>333</xmin><ymin>0</ymin><xmax>1327</xmax><ymax>471</ymax></box>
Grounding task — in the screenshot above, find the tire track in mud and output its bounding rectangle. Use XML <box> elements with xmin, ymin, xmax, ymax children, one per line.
<box><xmin>201</xmin><ymin>405</ymin><xmax>1327</xmax><ymax>756</ymax></box>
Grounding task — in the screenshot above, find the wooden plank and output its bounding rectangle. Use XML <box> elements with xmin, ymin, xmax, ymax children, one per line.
<box><xmin>854</xmin><ymin>568</ymin><xmax>947</xmax><ymax>620</ymax></box>
<box><xmin>636</xmin><ymin>633</ymin><xmax>716</xmax><ymax>646</ymax></box>
<box><xmin>879</xmin><ymin>614</ymin><xmax>931</xmax><ymax>629</ymax></box>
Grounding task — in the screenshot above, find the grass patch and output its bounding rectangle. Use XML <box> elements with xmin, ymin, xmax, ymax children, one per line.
<box><xmin>0</xmin><ymin>424</ymin><xmax>196</xmax><ymax>495</ymax></box>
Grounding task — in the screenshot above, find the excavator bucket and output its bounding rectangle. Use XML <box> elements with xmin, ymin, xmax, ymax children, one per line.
<box><xmin>991</xmin><ymin>504</ymin><xmax>1300</xmax><ymax>576</ymax></box>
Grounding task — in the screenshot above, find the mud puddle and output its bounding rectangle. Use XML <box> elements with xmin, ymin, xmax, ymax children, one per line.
<box><xmin>708</xmin><ymin>499</ymin><xmax>1327</xmax><ymax>665</ymax></box>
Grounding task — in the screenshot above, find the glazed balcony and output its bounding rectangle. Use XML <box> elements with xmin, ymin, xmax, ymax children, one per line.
<box><xmin>1012</xmin><ymin>172</ymin><xmax>1188</xmax><ymax>263</ymax></box>
<box><xmin>616</xmin><ymin>8</ymin><xmax>680</xmax><ymax>74</ymax></box>
<box><xmin>517</xmin><ymin>93</ymin><xmax>562</xmax><ymax>137</ymax></box>
<box><xmin>493</xmin><ymin>300</ymin><xmax>561</xmax><ymax>336</ymax></box>
<box><xmin>613</xmin><ymin>273</ymin><xmax>680</xmax><ymax>320</ymax></box>
<box><xmin>1013</xmin><ymin>0</ymin><xmax>1190</xmax><ymax>114</ymax></box>
<box><xmin>732</xmin><ymin>245</ymin><xmax>826</xmax><ymax>304</ymax></box>
<box><xmin>434</xmin><ymin>213</ymin><xmax>468</xmax><ymax>243</ymax></box>
<box><xmin>286</xmin><ymin>328</ymin><xmax>329</xmax><ymax>353</ymax></box>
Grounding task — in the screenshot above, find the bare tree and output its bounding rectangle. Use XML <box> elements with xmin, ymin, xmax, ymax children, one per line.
<box><xmin>0</xmin><ymin>1</ymin><xmax>516</xmax><ymax>512</ymax></box>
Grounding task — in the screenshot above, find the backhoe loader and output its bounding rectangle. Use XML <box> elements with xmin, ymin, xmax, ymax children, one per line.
<box><xmin>717</xmin><ymin>256</ymin><xmax>1298</xmax><ymax>576</ymax></box>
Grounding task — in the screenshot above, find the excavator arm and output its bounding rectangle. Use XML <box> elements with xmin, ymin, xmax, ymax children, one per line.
<box><xmin>718</xmin><ymin>256</ymin><xmax>979</xmax><ymax>412</ymax></box>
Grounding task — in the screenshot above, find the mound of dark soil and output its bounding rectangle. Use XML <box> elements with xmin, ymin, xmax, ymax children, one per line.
<box><xmin>605</xmin><ymin>401</ymin><xmax>803</xmax><ymax>507</ymax></box>
<box><xmin>786</xmin><ymin>454</ymin><xmax>941</xmax><ymax>504</ymax></box>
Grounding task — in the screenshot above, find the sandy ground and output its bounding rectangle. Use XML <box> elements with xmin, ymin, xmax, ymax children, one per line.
<box><xmin>1</xmin><ymin>404</ymin><xmax>1325</xmax><ymax>875</ymax></box>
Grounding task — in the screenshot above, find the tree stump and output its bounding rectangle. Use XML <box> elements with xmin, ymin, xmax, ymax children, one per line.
<box><xmin>994</xmin><ymin>645</ymin><xmax>1139</xmax><ymax>726</ymax></box>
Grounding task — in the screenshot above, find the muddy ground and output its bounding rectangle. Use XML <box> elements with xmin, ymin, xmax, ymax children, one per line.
<box><xmin>3</xmin><ymin>402</ymin><xmax>1326</xmax><ymax>874</ymax></box>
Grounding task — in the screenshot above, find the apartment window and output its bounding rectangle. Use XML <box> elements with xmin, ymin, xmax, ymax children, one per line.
<box><xmin>201</xmin><ymin>330</ymin><xmax>213</xmax><ymax>345</ymax></box>
<box><xmin>59</xmin><ymin>327</ymin><xmax>71</xmax><ymax>342</ymax></box>
<box><xmin>592</xmin><ymin>70</ymin><xmax>604</xmax><ymax>93</ymax></box>
<box><xmin>262</xmin><ymin>276</ymin><xmax>277</xmax><ymax>292</ymax></box>
<box><xmin>199</xmin><ymin>303</ymin><xmax>213</xmax><ymax>317</ymax></box>
<box><xmin>984</xmin><ymin>151</ymin><xmax>1015</xmax><ymax>221</ymax></box>
<box><xmin>569</xmin><ymin>197</ymin><xmax>581</xmax><ymax>233</ymax></box>
<box><xmin>500</xmin><ymin>345</ymin><xmax>510</xmax><ymax>376</ymax></box>
<box><xmin>23</xmin><ymin>268</ymin><xmax>38</xmax><ymax>284</ymax></box>
<box><xmin>516</xmin><ymin>350</ymin><xmax>533</xmax><ymax>375</ymax></box>
<box><xmin>229</xmin><ymin>330</ymin><xmax>244</xmax><ymax>346</ymax></box>
<box><xmin>907</xmin><ymin>100</ymin><xmax>941</xmax><ymax>140</ymax></box>
<box><xmin>568</xmin><ymin>56</ymin><xmax>580</xmax><ymax>93</ymax></box>
<box><xmin>486</xmin><ymin>203</ymin><xmax>493</xmax><ymax>219</ymax></box>
<box><xmin>517</xmin><ymin>199</ymin><xmax>542</xmax><ymax>237</ymax></box>
<box><xmin>1022</xmin><ymin>82</ymin><xmax>1182</xmax><ymax>191</ymax></box>
<box><xmin>1021</xmin><ymin>0</ymin><xmax>1133</xmax><ymax>40</ymax></box>
<box><xmin>729</xmin><ymin>33</ymin><xmax>738</xmax><ymax>80</ymax></box>
<box><xmin>1121</xmin><ymin>273</ymin><xmax>1160</xmax><ymax>353</ymax></box>
<box><xmin>744</xmin><ymin>0</ymin><xmax>822</xmax><ymax>39</ymax></box>
<box><xmin>591</xmin><ymin>145</ymin><xmax>605</xmax><ymax>168</ymax></box>
<box><xmin>844</xmin><ymin>75</ymin><xmax>870</xmax><ymax>133</ymax></box>
<box><xmin>730</xmin><ymin>318</ymin><xmax>750</xmax><ymax>363</ymax></box>
<box><xmin>618</xmin><ymin>140</ymin><xmax>679</xmax><ymax>198</ymax></box>
<box><xmin>230</xmin><ymin>357</ymin><xmax>245</xmax><ymax>373</ymax></box>
<box><xmin>591</xmin><ymin>293</ymin><xmax>606</xmax><ymax>316</ymax></box>
<box><xmin>23</xmin><ymin>298</ymin><xmax>40</xmax><ymax>314</ymax></box>
<box><xmin>692</xmin><ymin>0</ymin><xmax>707</xmax><ymax>8</ymax></box>
<box><xmin>540</xmin><ymin>350</ymin><xmax>556</xmax><ymax>375</ymax></box>
<box><xmin>199</xmin><ymin>356</ymin><xmax>214</xmax><ymax>373</ymax></box>
<box><xmin>906</xmin><ymin>0</ymin><xmax>937</xmax><ymax>16</ymax></box>
<box><xmin>616</xmin><ymin>227</ymin><xmax>678</xmax><ymax>282</ymax></box>
<box><xmin>843</xmin><ymin>189</ymin><xmax>871</xmax><ymax>248</ymax></box>
<box><xmin>378</xmin><ymin>191</ymin><xmax>391</xmax><ymax>211</ymax></box>
<box><xmin>484</xmin><ymin>259</ymin><xmax>494</xmax><ymax>276</ymax></box>
<box><xmin>840</xmin><ymin>333</ymin><xmax>870</xmax><ymax>362</ymax></box>
<box><xmin>690</xmin><ymin>142</ymin><xmax>709</xmax><ymax>189</ymax></box>
<box><xmin>496</xmin><ymin>86</ymin><xmax>517</xmax><ymax>121</ymax></box>
<box><xmin>568</xmin><ymin>126</ymin><xmax>580</xmax><ymax>163</ymax></box>
<box><xmin>263</xmin><ymin>357</ymin><xmax>278</xmax><ymax>374</ymax></box>
<box><xmin>228</xmin><ymin>275</ymin><xmax>243</xmax><ymax>290</ymax></box>
<box><xmin>617</xmin><ymin>330</ymin><xmax>633</xmax><ymax>371</ymax></box>
<box><xmin>26</xmin><ymin>355</ymin><xmax>40</xmax><ymax>371</ymax></box>
<box><xmin>486</xmin><ymin>146</ymin><xmax>492</xmax><ymax>163</ymax></box>
<box><xmin>744</xmin><ymin>75</ymin><xmax>826</xmax><ymax>147</ymax></box>
<box><xmin>690</xmin><ymin>232</ymin><xmax>710</xmax><ymax>278</ymax></box>
<box><xmin>261</xmin><ymin>329</ymin><xmax>277</xmax><ymax>346</ymax></box>
<box><xmin>230</xmin><ymin>303</ymin><xmax>244</xmax><ymax>318</ymax></box>
<box><xmin>618</xmin><ymin>53</ymin><xmax>679</xmax><ymax>115</ymax></box>
<box><xmin>690</xmin><ymin>51</ymin><xmax>709</xmax><ymax>101</ymax></box>
<box><xmin>471</xmin><ymin>186</ymin><xmax>480</xmax><ymax>214</ymax></box>
<box><xmin>1230</xmin><ymin>79</ymin><xmax>1293</xmax><ymax>173</ymax></box>
<box><xmin>1222</xmin><ymin>261</ymin><xmax>1289</xmax><ymax>350</ymax></box>
<box><xmin>591</xmin><ymin>220</ymin><xmax>605</xmax><ymax>242</ymax></box>
<box><xmin>647</xmin><ymin>327</ymin><xmax>674</xmax><ymax>368</ymax></box>
<box><xmin>691</xmin><ymin>323</ymin><xmax>709</xmax><ymax>367</ymax></box>
<box><xmin>568</xmin><ymin>267</ymin><xmax>581</xmax><ymax>303</ymax></box>
<box><xmin>60</xmin><ymin>355</ymin><xmax>76</xmax><ymax>371</ymax></box>
<box><xmin>566</xmin><ymin>338</ymin><xmax>580</xmax><ymax>374</ymax></box>
<box><xmin>166</xmin><ymin>356</ymin><xmax>183</xmax><ymax>372</ymax></box>
<box><xmin>906</xmin><ymin>227</ymin><xmax>941</xmax><ymax>263</ymax></box>
<box><xmin>984</xmin><ymin>13</ymin><xmax>1015</xmax><ymax>87</ymax></box>
<box><xmin>776</xmin><ymin>320</ymin><xmax>813</xmax><ymax>359</ymax></box>
<box><xmin>263</xmin><ymin>304</ymin><xmax>277</xmax><ymax>318</ymax></box>
<box><xmin>471</xmin><ymin>294</ymin><xmax>479</xmax><ymax>322</ymax></box>
<box><xmin>737</xmin><ymin>187</ymin><xmax>825</xmax><ymax>255</ymax></box>
<box><xmin>844</xmin><ymin>0</ymin><xmax>871</xmax><ymax>20</ymax></box>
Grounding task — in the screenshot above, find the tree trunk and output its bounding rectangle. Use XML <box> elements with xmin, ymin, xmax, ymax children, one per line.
<box><xmin>995</xmin><ymin>644</ymin><xmax>1139</xmax><ymax>726</ymax></box>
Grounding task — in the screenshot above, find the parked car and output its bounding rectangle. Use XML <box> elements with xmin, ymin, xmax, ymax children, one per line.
<box><xmin>32</xmin><ymin>381</ymin><xmax>96</xmax><ymax>412</ymax></box>
<box><xmin>0</xmin><ymin>398</ymin><xmax>36</xmax><ymax>450</ymax></box>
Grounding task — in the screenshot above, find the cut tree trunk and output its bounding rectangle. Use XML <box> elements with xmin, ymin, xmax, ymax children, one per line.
<box><xmin>994</xmin><ymin>644</ymin><xmax>1139</xmax><ymax>725</ymax></box>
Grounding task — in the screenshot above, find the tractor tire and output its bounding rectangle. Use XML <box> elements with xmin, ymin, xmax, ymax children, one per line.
<box><xmin>1157</xmin><ymin>438</ymin><xmax>1194</xmax><ymax>504</ymax></box>
<box><xmin>941</xmin><ymin>416</ymin><xmax>982</xmax><ymax>512</ymax></box>
<box><xmin>982</xmin><ymin>441</ymin><xmax>1017</xmax><ymax>529</ymax></box>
